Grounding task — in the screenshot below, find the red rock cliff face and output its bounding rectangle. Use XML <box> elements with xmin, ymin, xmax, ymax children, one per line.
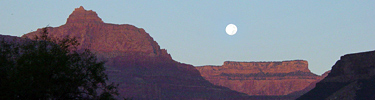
<box><xmin>196</xmin><ymin>60</ymin><xmax>322</xmax><ymax>96</ymax></box>
<box><xmin>66</xmin><ymin>6</ymin><xmax>104</xmax><ymax>23</ymax></box>
<box><xmin>22</xmin><ymin>6</ymin><xmax>247</xmax><ymax>99</ymax></box>
<box><xmin>23</xmin><ymin>6</ymin><xmax>166</xmax><ymax>58</ymax></box>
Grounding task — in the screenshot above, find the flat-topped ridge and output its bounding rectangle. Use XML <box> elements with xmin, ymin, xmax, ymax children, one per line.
<box><xmin>199</xmin><ymin>60</ymin><xmax>311</xmax><ymax>74</ymax></box>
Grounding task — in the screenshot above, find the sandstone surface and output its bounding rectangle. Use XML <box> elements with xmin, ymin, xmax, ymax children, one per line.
<box><xmin>196</xmin><ymin>60</ymin><xmax>323</xmax><ymax>97</ymax></box>
<box><xmin>22</xmin><ymin>6</ymin><xmax>247</xmax><ymax>99</ymax></box>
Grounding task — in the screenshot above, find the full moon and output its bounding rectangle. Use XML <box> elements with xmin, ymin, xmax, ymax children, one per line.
<box><xmin>225</xmin><ymin>24</ymin><xmax>237</xmax><ymax>35</ymax></box>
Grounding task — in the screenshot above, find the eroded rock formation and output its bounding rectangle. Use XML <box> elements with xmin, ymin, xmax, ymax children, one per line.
<box><xmin>22</xmin><ymin>6</ymin><xmax>247</xmax><ymax>99</ymax></box>
<box><xmin>196</xmin><ymin>60</ymin><xmax>323</xmax><ymax>97</ymax></box>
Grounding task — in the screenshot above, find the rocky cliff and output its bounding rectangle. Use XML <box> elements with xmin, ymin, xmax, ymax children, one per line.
<box><xmin>286</xmin><ymin>70</ymin><xmax>330</xmax><ymax>97</ymax></box>
<box><xmin>196</xmin><ymin>60</ymin><xmax>323</xmax><ymax>98</ymax></box>
<box><xmin>23</xmin><ymin>6</ymin><xmax>167</xmax><ymax>58</ymax></box>
<box><xmin>22</xmin><ymin>6</ymin><xmax>247</xmax><ymax>99</ymax></box>
<box><xmin>297</xmin><ymin>50</ymin><xmax>375</xmax><ymax>100</ymax></box>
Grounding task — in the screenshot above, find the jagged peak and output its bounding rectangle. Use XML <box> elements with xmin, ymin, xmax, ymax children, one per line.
<box><xmin>66</xmin><ymin>6</ymin><xmax>103</xmax><ymax>24</ymax></box>
<box><xmin>75</xmin><ymin>6</ymin><xmax>85</xmax><ymax>11</ymax></box>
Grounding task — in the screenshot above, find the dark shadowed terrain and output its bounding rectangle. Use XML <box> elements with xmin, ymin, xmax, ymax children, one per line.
<box><xmin>298</xmin><ymin>50</ymin><xmax>375</xmax><ymax>100</ymax></box>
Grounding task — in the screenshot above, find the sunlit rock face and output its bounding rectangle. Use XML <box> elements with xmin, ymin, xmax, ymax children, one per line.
<box><xmin>23</xmin><ymin>6</ymin><xmax>165</xmax><ymax>58</ymax></box>
<box><xmin>66</xmin><ymin>6</ymin><xmax>104</xmax><ymax>23</ymax></box>
<box><xmin>298</xmin><ymin>50</ymin><xmax>375</xmax><ymax>100</ymax></box>
<box><xmin>196</xmin><ymin>60</ymin><xmax>323</xmax><ymax>97</ymax></box>
<box><xmin>22</xmin><ymin>6</ymin><xmax>248</xmax><ymax>99</ymax></box>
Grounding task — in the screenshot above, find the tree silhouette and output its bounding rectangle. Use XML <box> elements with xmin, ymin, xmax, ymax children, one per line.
<box><xmin>0</xmin><ymin>28</ymin><xmax>118</xmax><ymax>99</ymax></box>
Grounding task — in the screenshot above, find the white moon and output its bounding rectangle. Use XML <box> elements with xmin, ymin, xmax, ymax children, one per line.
<box><xmin>225</xmin><ymin>24</ymin><xmax>237</xmax><ymax>35</ymax></box>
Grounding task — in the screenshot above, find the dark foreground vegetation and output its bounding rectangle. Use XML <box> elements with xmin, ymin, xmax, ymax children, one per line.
<box><xmin>0</xmin><ymin>28</ymin><xmax>118</xmax><ymax>99</ymax></box>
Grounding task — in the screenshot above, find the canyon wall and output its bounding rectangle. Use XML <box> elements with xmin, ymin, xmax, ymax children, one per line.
<box><xmin>22</xmin><ymin>6</ymin><xmax>247</xmax><ymax>99</ymax></box>
<box><xmin>196</xmin><ymin>60</ymin><xmax>324</xmax><ymax>97</ymax></box>
<box><xmin>298</xmin><ymin>50</ymin><xmax>375</xmax><ymax>100</ymax></box>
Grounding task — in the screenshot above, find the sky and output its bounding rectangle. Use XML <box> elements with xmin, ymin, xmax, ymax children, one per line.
<box><xmin>1</xmin><ymin>1</ymin><xmax>375</xmax><ymax>75</ymax></box>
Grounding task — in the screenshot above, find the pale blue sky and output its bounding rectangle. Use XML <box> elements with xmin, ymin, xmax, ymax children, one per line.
<box><xmin>1</xmin><ymin>1</ymin><xmax>375</xmax><ymax>75</ymax></box>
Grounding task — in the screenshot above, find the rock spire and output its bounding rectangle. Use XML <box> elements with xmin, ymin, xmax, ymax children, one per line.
<box><xmin>66</xmin><ymin>6</ymin><xmax>103</xmax><ymax>24</ymax></box>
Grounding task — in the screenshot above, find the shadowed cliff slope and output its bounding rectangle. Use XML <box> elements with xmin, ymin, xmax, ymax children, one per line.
<box><xmin>22</xmin><ymin>6</ymin><xmax>248</xmax><ymax>99</ymax></box>
<box><xmin>297</xmin><ymin>50</ymin><xmax>375</xmax><ymax>100</ymax></box>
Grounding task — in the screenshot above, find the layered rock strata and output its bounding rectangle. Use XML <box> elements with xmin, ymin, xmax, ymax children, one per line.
<box><xmin>22</xmin><ymin>6</ymin><xmax>247</xmax><ymax>99</ymax></box>
<box><xmin>196</xmin><ymin>60</ymin><xmax>322</xmax><ymax>96</ymax></box>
